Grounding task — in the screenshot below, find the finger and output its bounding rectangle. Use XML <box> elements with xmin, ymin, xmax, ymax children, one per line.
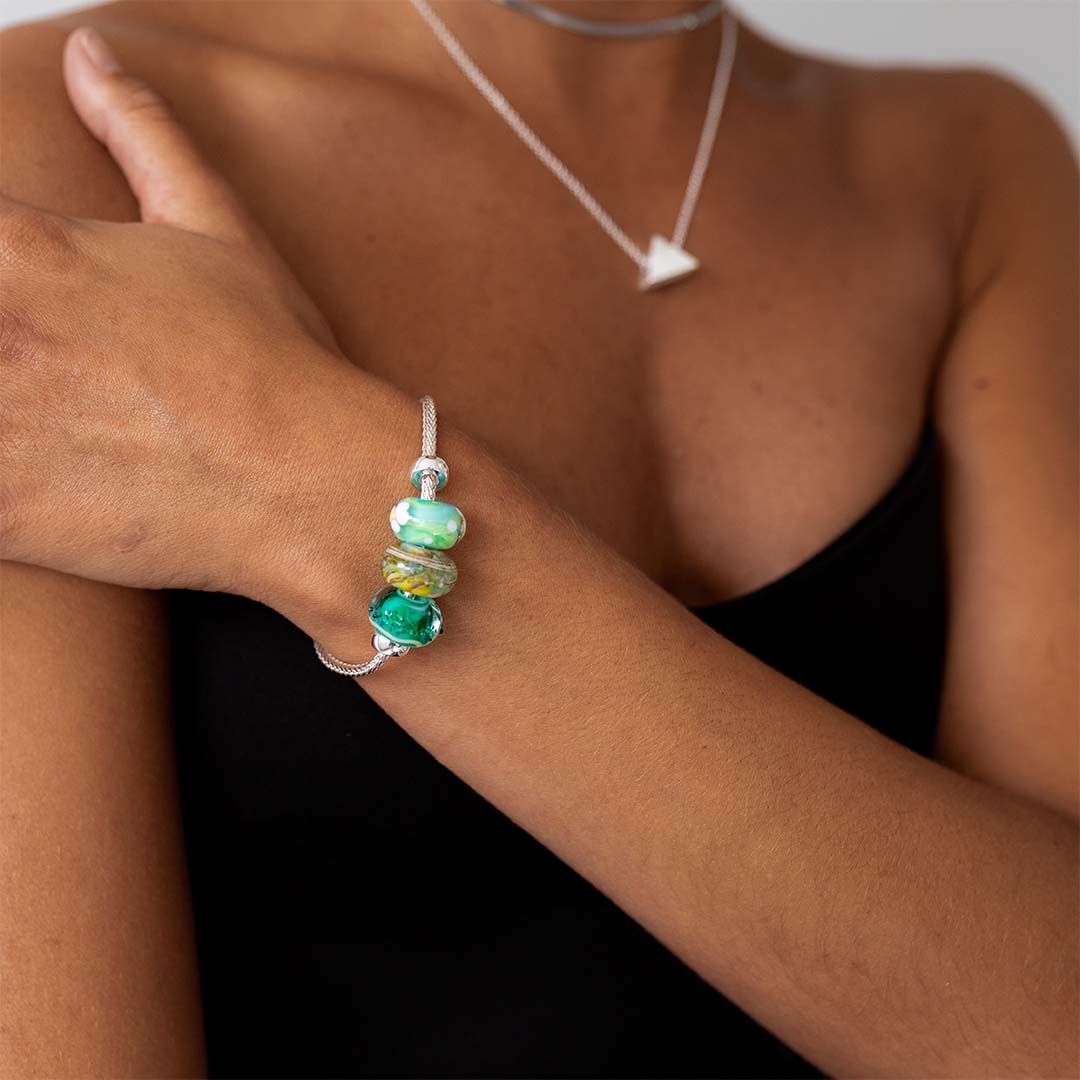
<box><xmin>62</xmin><ymin>27</ymin><xmax>260</xmax><ymax>244</ymax></box>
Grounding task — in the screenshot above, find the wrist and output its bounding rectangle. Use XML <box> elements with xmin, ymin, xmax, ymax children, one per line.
<box><xmin>255</xmin><ymin>361</ymin><xmax>514</xmax><ymax>666</ymax></box>
<box><xmin>250</xmin><ymin>359</ymin><xmax>419</xmax><ymax>659</ymax></box>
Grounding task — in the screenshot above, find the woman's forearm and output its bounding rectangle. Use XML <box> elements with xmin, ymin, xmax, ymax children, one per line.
<box><xmin>0</xmin><ymin>565</ymin><xmax>205</xmax><ymax>1078</ymax></box>
<box><xmin>282</xmin><ymin>371</ymin><xmax>1078</xmax><ymax>1078</ymax></box>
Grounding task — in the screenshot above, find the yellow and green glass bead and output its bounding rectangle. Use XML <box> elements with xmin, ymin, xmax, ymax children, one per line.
<box><xmin>381</xmin><ymin>542</ymin><xmax>458</xmax><ymax>598</ymax></box>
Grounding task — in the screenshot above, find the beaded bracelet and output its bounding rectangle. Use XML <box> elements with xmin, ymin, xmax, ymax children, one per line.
<box><xmin>313</xmin><ymin>395</ymin><xmax>465</xmax><ymax>677</ymax></box>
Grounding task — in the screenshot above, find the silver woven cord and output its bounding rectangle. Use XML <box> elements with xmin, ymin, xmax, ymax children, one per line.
<box><xmin>314</xmin><ymin>638</ymin><xmax>409</xmax><ymax>677</ymax></box>
<box><xmin>496</xmin><ymin>0</ymin><xmax>726</xmax><ymax>40</ymax></box>
<box><xmin>409</xmin><ymin>0</ymin><xmax>739</xmax><ymax>269</ymax></box>
<box><xmin>420</xmin><ymin>394</ymin><xmax>437</xmax><ymax>457</ymax></box>
<box><xmin>313</xmin><ymin>395</ymin><xmax>439</xmax><ymax>677</ymax></box>
<box><xmin>419</xmin><ymin>394</ymin><xmax>438</xmax><ymax>501</ymax></box>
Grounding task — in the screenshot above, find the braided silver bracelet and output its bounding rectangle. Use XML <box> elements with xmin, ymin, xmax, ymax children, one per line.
<box><xmin>313</xmin><ymin>395</ymin><xmax>464</xmax><ymax>677</ymax></box>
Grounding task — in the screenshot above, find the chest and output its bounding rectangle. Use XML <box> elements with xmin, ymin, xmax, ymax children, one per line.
<box><xmin>188</xmin><ymin>54</ymin><xmax>953</xmax><ymax>602</ymax></box>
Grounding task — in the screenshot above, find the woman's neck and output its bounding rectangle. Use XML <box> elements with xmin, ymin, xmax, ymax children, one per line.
<box><xmin>423</xmin><ymin>0</ymin><xmax>738</xmax><ymax>117</ymax></box>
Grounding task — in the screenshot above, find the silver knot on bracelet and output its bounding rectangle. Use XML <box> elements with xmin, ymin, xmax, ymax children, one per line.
<box><xmin>313</xmin><ymin>395</ymin><xmax>465</xmax><ymax>677</ymax></box>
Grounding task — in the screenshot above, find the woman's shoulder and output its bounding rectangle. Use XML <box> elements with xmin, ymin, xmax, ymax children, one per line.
<box><xmin>2</xmin><ymin>0</ymin><xmax>237</xmax><ymax>58</ymax></box>
<box><xmin>0</xmin><ymin>0</ymin><xmax>284</xmax><ymax>215</ymax></box>
<box><xmin>837</xmin><ymin>58</ymin><xmax>1076</xmax><ymax>288</ymax></box>
<box><xmin>781</xmin><ymin>36</ymin><xmax>1074</xmax><ymax>269</ymax></box>
<box><xmin>730</xmin><ymin>20</ymin><xmax>1075</xmax><ymax>258</ymax></box>
<box><xmin>1</xmin><ymin>6</ymin><xmax>153</xmax><ymax>216</ymax></box>
<box><xmin>751</xmin><ymin>18</ymin><xmax>1072</xmax><ymax>152</ymax></box>
<box><xmin>838</xmin><ymin>58</ymin><xmax>1075</xmax><ymax>182</ymax></box>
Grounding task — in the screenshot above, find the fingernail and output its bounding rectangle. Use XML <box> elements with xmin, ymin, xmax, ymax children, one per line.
<box><xmin>77</xmin><ymin>27</ymin><xmax>122</xmax><ymax>74</ymax></box>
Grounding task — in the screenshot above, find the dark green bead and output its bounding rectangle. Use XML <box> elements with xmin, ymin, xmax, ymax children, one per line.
<box><xmin>367</xmin><ymin>586</ymin><xmax>443</xmax><ymax>647</ymax></box>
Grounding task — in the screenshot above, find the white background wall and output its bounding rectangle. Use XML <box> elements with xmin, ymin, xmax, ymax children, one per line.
<box><xmin>3</xmin><ymin>0</ymin><xmax>1077</xmax><ymax>141</ymax></box>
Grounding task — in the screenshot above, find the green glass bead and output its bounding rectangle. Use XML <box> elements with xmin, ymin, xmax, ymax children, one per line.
<box><xmin>367</xmin><ymin>587</ymin><xmax>443</xmax><ymax>648</ymax></box>
<box><xmin>389</xmin><ymin>497</ymin><xmax>466</xmax><ymax>550</ymax></box>
<box><xmin>381</xmin><ymin>542</ymin><xmax>457</xmax><ymax>598</ymax></box>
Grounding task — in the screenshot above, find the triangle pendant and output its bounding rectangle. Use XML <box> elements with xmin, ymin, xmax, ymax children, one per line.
<box><xmin>638</xmin><ymin>235</ymin><xmax>700</xmax><ymax>291</ymax></box>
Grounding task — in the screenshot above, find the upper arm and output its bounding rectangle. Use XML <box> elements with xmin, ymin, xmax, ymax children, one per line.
<box><xmin>0</xmin><ymin>20</ymin><xmax>204</xmax><ymax>1076</ymax></box>
<box><xmin>932</xmin><ymin>71</ymin><xmax>1078</xmax><ymax>820</ymax></box>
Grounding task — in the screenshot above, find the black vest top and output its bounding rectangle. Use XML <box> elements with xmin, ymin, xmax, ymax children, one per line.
<box><xmin>170</xmin><ymin>420</ymin><xmax>948</xmax><ymax>1079</ymax></box>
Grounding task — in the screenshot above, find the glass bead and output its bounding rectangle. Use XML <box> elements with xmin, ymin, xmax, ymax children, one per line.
<box><xmin>367</xmin><ymin>587</ymin><xmax>443</xmax><ymax>648</ymax></box>
<box><xmin>381</xmin><ymin>542</ymin><xmax>457</xmax><ymax>598</ymax></box>
<box><xmin>389</xmin><ymin>497</ymin><xmax>466</xmax><ymax>550</ymax></box>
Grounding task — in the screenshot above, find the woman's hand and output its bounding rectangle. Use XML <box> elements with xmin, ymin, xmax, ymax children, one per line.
<box><xmin>1</xmin><ymin>28</ymin><xmax>390</xmax><ymax>610</ymax></box>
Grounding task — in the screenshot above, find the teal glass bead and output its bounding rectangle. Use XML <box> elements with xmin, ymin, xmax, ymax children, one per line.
<box><xmin>367</xmin><ymin>586</ymin><xmax>443</xmax><ymax>647</ymax></box>
<box><xmin>381</xmin><ymin>542</ymin><xmax>457</xmax><ymax>598</ymax></box>
<box><xmin>389</xmin><ymin>497</ymin><xmax>466</xmax><ymax>550</ymax></box>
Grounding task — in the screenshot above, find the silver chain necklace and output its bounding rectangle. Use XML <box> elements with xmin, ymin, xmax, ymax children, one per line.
<box><xmin>409</xmin><ymin>0</ymin><xmax>739</xmax><ymax>291</ymax></box>
<box><xmin>496</xmin><ymin>0</ymin><xmax>727</xmax><ymax>40</ymax></box>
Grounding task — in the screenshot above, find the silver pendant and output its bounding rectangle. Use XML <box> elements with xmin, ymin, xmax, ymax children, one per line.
<box><xmin>638</xmin><ymin>235</ymin><xmax>700</xmax><ymax>291</ymax></box>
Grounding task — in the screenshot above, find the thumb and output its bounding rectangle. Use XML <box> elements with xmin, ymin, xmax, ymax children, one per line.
<box><xmin>62</xmin><ymin>27</ymin><xmax>257</xmax><ymax>243</ymax></box>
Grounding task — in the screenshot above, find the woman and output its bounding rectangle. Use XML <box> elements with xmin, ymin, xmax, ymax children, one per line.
<box><xmin>0</xmin><ymin>1</ymin><xmax>1076</xmax><ymax>1076</ymax></box>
